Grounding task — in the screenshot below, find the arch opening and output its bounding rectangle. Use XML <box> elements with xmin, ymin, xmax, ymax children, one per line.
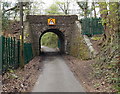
<box><xmin>39</xmin><ymin>29</ymin><xmax>65</xmax><ymax>55</ymax></box>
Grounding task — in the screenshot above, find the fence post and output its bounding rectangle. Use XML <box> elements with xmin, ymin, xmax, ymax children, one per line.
<box><xmin>15</xmin><ymin>38</ymin><xmax>17</xmax><ymax>68</ymax></box>
<box><xmin>17</xmin><ymin>40</ymin><xmax>20</xmax><ymax>67</ymax></box>
<box><xmin>0</xmin><ymin>36</ymin><xmax>2</xmax><ymax>73</ymax></box>
<box><xmin>13</xmin><ymin>37</ymin><xmax>16</xmax><ymax>68</ymax></box>
<box><xmin>6</xmin><ymin>37</ymin><xmax>9</xmax><ymax>70</ymax></box>
<box><xmin>7</xmin><ymin>37</ymin><xmax>9</xmax><ymax>69</ymax></box>
<box><xmin>10</xmin><ymin>37</ymin><xmax>12</xmax><ymax>68</ymax></box>
<box><xmin>2</xmin><ymin>36</ymin><xmax>5</xmax><ymax>72</ymax></box>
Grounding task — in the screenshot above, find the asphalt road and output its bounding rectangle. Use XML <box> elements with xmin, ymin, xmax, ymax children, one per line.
<box><xmin>32</xmin><ymin>46</ymin><xmax>86</xmax><ymax>92</ymax></box>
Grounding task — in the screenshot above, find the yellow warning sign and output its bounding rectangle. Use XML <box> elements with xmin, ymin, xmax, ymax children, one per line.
<box><xmin>48</xmin><ymin>18</ymin><xmax>56</xmax><ymax>25</ymax></box>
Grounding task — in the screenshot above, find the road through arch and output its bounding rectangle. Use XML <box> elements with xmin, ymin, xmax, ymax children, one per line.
<box><xmin>39</xmin><ymin>29</ymin><xmax>65</xmax><ymax>55</ymax></box>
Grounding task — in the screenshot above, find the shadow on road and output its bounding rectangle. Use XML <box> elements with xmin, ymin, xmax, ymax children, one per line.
<box><xmin>40</xmin><ymin>51</ymin><xmax>64</xmax><ymax>56</ymax></box>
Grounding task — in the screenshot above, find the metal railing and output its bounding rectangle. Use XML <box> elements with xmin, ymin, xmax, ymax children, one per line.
<box><xmin>1</xmin><ymin>36</ymin><xmax>33</xmax><ymax>73</ymax></box>
<box><xmin>80</xmin><ymin>18</ymin><xmax>104</xmax><ymax>36</ymax></box>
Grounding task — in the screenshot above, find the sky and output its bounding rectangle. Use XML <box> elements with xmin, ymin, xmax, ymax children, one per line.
<box><xmin>2</xmin><ymin>0</ymin><xmax>54</xmax><ymax>9</ymax></box>
<box><xmin>1</xmin><ymin>0</ymin><xmax>102</xmax><ymax>19</ymax></box>
<box><xmin>2</xmin><ymin>0</ymin><xmax>101</xmax><ymax>8</ymax></box>
<box><xmin>2</xmin><ymin>0</ymin><xmax>118</xmax><ymax>9</ymax></box>
<box><xmin>1</xmin><ymin>0</ymin><xmax>118</xmax><ymax>20</ymax></box>
<box><xmin>2</xmin><ymin>0</ymin><xmax>80</xmax><ymax>13</ymax></box>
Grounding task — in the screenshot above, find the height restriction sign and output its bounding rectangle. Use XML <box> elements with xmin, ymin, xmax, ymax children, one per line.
<box><xmin>48</xmin><ymin>18</ymin><xmax>56</xmax><ymax>25</ymax></box>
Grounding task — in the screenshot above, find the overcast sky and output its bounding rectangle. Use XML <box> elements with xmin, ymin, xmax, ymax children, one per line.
<box><xmin>2</xmin><ymin>0</ymin><xmax>98</xmax><ymax>9</ymax></box>
<box><xmin>2</xmin><ymin>0</ymin><xmax>60</xmax><ymax>8</ymax></box>
<box><xmin>2</xmin><ymin>0</ymin><xmax>80</xmax><ymax>12</ymax></box>
<box><xmin>1</xmin><ymin>0</ymin><xmax>102</xmax><ymax>18</ymax></box>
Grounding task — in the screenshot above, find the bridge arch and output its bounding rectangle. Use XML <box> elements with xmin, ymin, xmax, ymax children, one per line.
<box><xmin>39</xmin><ymin>29</ymin><xmax>65</xmax><ymax>55</ymax></box>
<box><xmin>25</xmin><ymin>15</ymin><xmax>78</xmax><ymax>56</ymax></box>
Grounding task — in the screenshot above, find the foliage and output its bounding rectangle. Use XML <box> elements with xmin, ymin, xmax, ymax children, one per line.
<box><xmin>2</xmin><ymin>2</ymin><xmax>32</xmax><ymax>31</ymax></box>
<box><xmin>2</xmin><ymin>2</ymin><xmax>11</xmax><ymax>31</ymax></box>
<box><xmin>45</xmin><ymin>4</ymin><xmax>61</xmax><ymax>15</ymax></box>
<box><xmin>93</xmin><ymin>2</ymin><xmax>120</xmax><ymax>92</ymax></box>
<box><xmin>76</xmin><ymin>1</ymin><xmax>91</xmax><ymax>18</ymax></box>
<box><xmin>46</xmin><ymin>0</ymin><xmax>71</xmax><ymax>15</ymax></box>
<box><xmin>41</xmin><ymin>32</ymin><xmax>58</xmax><ymax>48</ymax></box>
<box><xmin>56</xmin><ymin>1</ymin><xmax>70</xmax><ymax>15</ymax></box>
<box><xmin>91</xmin><ymin>36</ymin><xmax>102</xmax><ymax>41</ymax></box>
<box><xmin>30</xmin><ymin>1</ymin><xmax>45</xmax><ymax>15</ymax></box>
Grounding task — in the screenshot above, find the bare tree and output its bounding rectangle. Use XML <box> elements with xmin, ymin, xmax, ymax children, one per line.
<box><xmin>56</xmin><ymin>0</ymin><xmax>70</xmax><ymax>15</ymax></box>
<box><xmin>92</xmin><ymin>1</ymin><xmax>97</xmax><ymax>18</ymax></box>
<box><xmin>76</xmin><ymin>0</ymin><xmax>90</xmax><ymax>18</ymax></box>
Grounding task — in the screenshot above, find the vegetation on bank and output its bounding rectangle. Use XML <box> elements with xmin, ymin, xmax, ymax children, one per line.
<box><xmin>93</xmin><ymin>2</ymin><xmax>120</xmax><ymax>92</ymax></box>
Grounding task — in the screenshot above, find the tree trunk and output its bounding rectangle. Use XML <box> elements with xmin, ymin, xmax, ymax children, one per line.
<box><xmin>84</xmin><ymin>2</ymin><xmax>88</xmax><ymax>18</ymax></box>
<box><xmin>92</xmin><ymin>2</ymin><xmax>97</xmax><ymax>18</ymax></box>
<box><xmin>108</xmin><ymin>2</ymin><xmax>119</xmax><ymax>44</ymax></box>
<box><xmin>99</xmin><ymin>2</ymin><xmax>109</xmax><ymax>42</ymax></box>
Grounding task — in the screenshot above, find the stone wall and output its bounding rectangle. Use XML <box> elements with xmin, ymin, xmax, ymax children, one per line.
<box><xmin>24</xmin><ymin>15</ymin><xmax>91</xmax><ymax>59</ymax></box>
<box><xmin>69</xmin><ymin>21</ymin><xmax>91</xmax><ymax>60</ymax></box>
<box><xmin>25</xmin><ymin>15</ymin><xmax>78</xmax><ymax>56</ymax></box>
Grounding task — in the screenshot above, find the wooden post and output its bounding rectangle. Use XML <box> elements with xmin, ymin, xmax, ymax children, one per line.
<box><xmin>20</xmin><ymin>2</ymin><xmax>24</xmax><ymax>68</ymax></box>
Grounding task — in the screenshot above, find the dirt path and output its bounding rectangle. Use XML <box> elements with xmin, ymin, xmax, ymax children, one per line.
<box><xmin>64</xmin><ymin>55</ymin><xmax>116</xmax><ymax>92</ymax></box>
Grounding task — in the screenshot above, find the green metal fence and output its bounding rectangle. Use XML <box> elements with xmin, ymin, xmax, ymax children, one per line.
<box><xmin>2</xmin><ymin>36</ymin><xmax>20</xmax><ymax>72</ymax></box>
<box><xmin>58</xmin><ymin>39</ymin><xmax>60</xmax><ymax>49</ymax></box>
<box><xmin>0</xmin><ymin>36</ymin><xmax>2</xmax><ymax>73</ymax></box>
<box><xmin>1</xmin><ymin>36</ymin><xmax>33</xmax><ymax>73</ymax></box>
<box><xmin>24</xmin><ymin>43</ymin><xmax>33</xmax><ymax>64</ymax></box>
<box><xmin>80</xmin><ymin>18</ymin><xmax>104</xmax><ymax>36</ymax></box>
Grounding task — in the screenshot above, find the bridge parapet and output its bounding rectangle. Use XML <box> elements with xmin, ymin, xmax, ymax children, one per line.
<box><xmin>26</xmin><ymin>15</ymin><xmax>78</xmax><ymax>25</ymax></box>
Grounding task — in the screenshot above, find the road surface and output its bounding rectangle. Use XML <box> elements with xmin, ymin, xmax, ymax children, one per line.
<box><xmin>32</xmin><ymin>46</ymin><xmax>86</xmax><ymax>92</ymax></box>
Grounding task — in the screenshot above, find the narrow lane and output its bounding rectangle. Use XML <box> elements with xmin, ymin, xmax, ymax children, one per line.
<box><xmin>32</xmin><ymin>46</ymin><xmax>86</xmax><ymax>92</ymax></box>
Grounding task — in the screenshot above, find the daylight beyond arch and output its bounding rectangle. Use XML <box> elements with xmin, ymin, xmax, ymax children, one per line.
<box><xmin>39</xmin><ymin>29</ymin><xmax>65</xmax><ymax>55</ymax></box>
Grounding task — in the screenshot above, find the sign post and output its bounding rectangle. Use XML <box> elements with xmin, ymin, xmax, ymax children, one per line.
<box><xmin>20</xmin><ymin>2</ymin><xmax>24</xmax><ymax>68</ymax></box>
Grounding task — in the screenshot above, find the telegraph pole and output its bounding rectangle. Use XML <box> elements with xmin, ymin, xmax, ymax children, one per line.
<box><xmin>20</xmin><ymin>2</ymin><xmax>24</xmax><ymax>68</ymax></box>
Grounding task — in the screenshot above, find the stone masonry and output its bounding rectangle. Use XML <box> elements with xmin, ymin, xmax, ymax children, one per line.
<box><xmin>24</xmin><ymin>15</ymin><xmax>90</xmax><ymax>59</ymax></box>
<box><xmin>24</xmin><ymin>15</ymin><xmax>78</xmax><ymax>56</ymax></box>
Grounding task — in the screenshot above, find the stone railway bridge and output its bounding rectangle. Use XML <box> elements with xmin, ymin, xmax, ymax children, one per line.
<box><xmin>24</xmin><ymin>15</ymin><xmax>90</xmax><ymax>59</ymax></box>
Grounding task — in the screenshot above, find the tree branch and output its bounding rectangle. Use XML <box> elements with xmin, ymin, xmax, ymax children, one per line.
<box><xmin>3</xmin><ymin>2</ymin><xmax>30</xmax><ymax>13</ymax></box>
